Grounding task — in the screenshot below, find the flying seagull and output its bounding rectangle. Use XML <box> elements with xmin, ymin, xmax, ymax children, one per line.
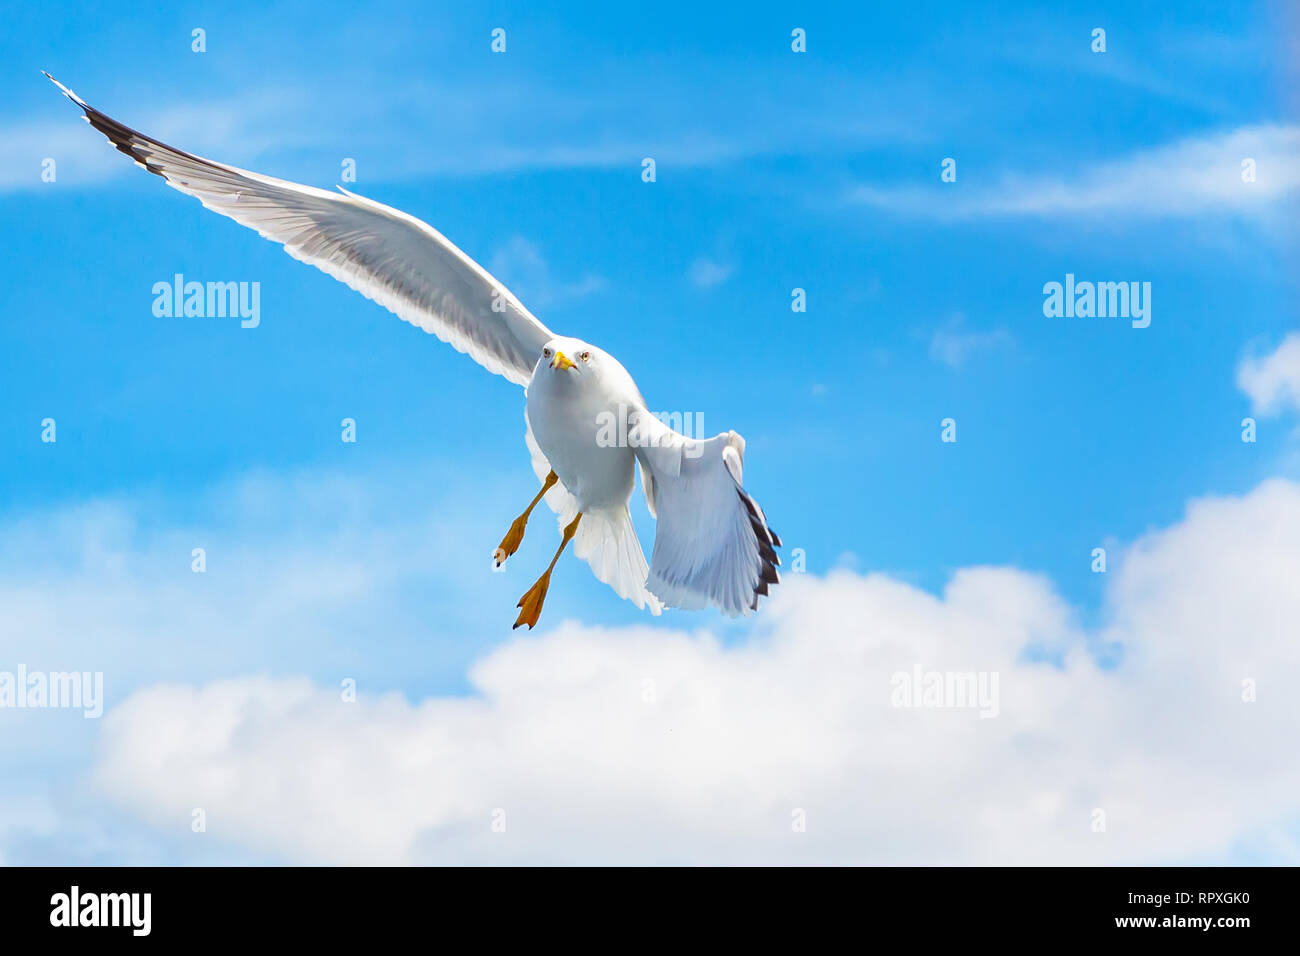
<box><xmin>45</xmin><ymin>74</ymin><xmax>781</xmax><ymax>628</ymax></box>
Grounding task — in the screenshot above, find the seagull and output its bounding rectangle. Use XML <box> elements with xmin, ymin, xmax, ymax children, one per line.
<box><xmin>46</xmin><ymin>74</ymin><xmax>781</xmax><ymax>629</ymax></box>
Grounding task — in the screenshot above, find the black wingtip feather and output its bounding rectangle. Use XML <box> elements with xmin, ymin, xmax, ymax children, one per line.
<box><xmin>48</xmin><ymin>76</ymin><xmax>219</xmax><ymax>182</ymax></box>
<box><xmin>736</xmin><ymin>487</ymin><xmax>782</xmax><ymax>612</ymax></box>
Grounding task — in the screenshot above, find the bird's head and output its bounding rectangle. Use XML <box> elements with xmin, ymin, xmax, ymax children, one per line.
<box><xmin>539</xmin><ymin>337</ymin><xmax>600</xmax><ymax>379</ymax></box>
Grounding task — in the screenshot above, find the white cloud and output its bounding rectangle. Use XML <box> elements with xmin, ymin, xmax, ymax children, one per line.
<box><xmin>688</xmin><ymin>258</ymin><xmax>734</xmax><ymax>290</ymax></box>
<box><xmin>0</xmin><ymin>461</ymin><xmax>602</xmax><ymax>862</ymax></box>
<box><xmin>88</xmin><ymin>479</ymin><xmax>1300</xmax><ymax>865</ymax></box>
<box><xmin>1238</xmin><ymin>333</ymin><xmax>1300</xmax><ymax>416</ymax></box>
<box><xmin>928</xmin><ymin>314</ymin><xmax>1012</xmax><ymax>367</ymax></box>
<box><xmin>849</xmin><ymin>124</ymin><xmax>1300</xmax><ymax>221</ymax></box>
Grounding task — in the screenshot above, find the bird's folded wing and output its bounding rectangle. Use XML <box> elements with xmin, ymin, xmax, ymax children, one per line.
<box><xmin>46</xmin><ymin>74</ymin><xmax>552</xmax><ymax>386</ymax></box>
<box><xmin>631</xmin><ymin>413</ymin><xmax>781</xmax><ymax>616</ymax></box>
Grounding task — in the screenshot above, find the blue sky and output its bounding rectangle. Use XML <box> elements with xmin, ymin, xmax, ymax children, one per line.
<box><xmin>1</xmin><ymin>1</ymin><xmax>1298</xmax><ymax>865</ymax></box>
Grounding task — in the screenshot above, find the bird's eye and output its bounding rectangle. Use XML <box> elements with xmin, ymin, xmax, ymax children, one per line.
<box><xmin>580</xmin><ymin>351</ymin><xmax>591</xmax><ymax>362</ymax></box>
<box><xmin>543</xmin><ymin>348</ymin><xmax>552</xmax><ymax>358</ymax></box>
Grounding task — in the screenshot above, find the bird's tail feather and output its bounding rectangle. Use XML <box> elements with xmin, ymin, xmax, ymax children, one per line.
<box><xmin>571</xmin><ymin>506</ymin><xmax>663</xmax><ymax>614</ymax></box>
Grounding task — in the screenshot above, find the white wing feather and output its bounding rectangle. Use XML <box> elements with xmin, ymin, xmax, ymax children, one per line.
<box><xmin>632</xmin><ymin>415</ymin><xmax>781</xmax><ymax>616</ymax></box>
<box><xmin>46</xmin><ymin>74</ymin><xmax>552</xmax><ymax>385</ymax></box>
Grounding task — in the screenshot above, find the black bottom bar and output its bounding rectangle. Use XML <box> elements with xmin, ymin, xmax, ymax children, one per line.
<box><xmin>0</xmin><ymin>865</ymin><xmax>1285</xmax><ymax>943</ymax></box>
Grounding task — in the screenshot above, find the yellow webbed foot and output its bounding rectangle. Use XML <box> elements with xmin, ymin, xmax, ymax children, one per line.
<box><xmin>494</xmin><ymin>471</ymin><xmax>559</xmax><ymax>568</ymax></box>
<box><xmin>494</xmin><ymin>513</ymin><xmax>529</xmax><ymax>568</ymax></box>
<box><xmin>513</xmin><ymin>571</ymin><xmax>552</xmax><ymax>630</ymax></box>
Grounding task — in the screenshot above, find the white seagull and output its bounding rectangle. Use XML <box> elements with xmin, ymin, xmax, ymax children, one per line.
<box><xmin>46</xmin><ymin>74</ymin><xmax>781</xmax><ymax>629</ymax></box>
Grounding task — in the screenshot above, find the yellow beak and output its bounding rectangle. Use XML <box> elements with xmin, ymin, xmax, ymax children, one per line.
<box><xmin>550</xmin><ymin>351</ymin><xmax>576</xmax><ymax>371</ymax></box>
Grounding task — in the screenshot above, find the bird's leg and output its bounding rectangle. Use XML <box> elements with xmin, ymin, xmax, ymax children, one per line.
<box><xmin>494</xmin><ymin>470</ymin><xmax>559</xmax><ymax>568</ymax></box>
<box><xmin>513</xmin><ymin>513</ymin><xmax>582</xmax><ymax>630</ymax></box>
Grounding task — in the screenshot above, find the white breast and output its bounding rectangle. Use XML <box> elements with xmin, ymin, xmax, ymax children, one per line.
<box><xmin>526</xmin><ymin>368</ymin><xmax>638</xmax><ymax>513</ymax></box>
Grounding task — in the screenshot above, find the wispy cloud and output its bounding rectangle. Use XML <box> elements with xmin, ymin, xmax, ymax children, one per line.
<box><xmin>488</xmin><ymin>236</ymin><xmax>605</xmax><ymax>310</ymax></box>
<box><xmin>0</xmin><ymin>119</ymin><xmax>122</xmax><ymax>191</ymax></box>
<box><xmin>1239</xmin><ymin>333</ymin><xmax>1300</xmax><ymax>417</ymax></box>
<box><xmin>848</xmin><ymin>125</ymin><xmax>1300</xmax><ymax>221</ymax></box>
<box><xmin>928</xmin><ymin>314</ymin><xmax>1012</xmax><ymax>368</ymax></box>
<box><xmin>3</xmin><ymin>82</ymin><xmax>319</xmax><ymax>194</ymax></box>
<box><xmin>6</xmin><ymin>56</ymin><xmax>929</xmax><ymax>196</ymax></box>
<box><xmin>687</xmin><ymin>257</ymin><xmax>734</xmax><ymax>290</ymax></box>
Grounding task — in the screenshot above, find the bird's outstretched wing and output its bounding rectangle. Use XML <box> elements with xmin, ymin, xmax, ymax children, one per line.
<box><xmin>631</xmin><ymin>413</ymin><xmax>781</xmax><ymax>616</ymax></box>
<box><xmin>45</xmin><ymin>74</ymin><xmax>552</xmax><ymax>386</ymax></box>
